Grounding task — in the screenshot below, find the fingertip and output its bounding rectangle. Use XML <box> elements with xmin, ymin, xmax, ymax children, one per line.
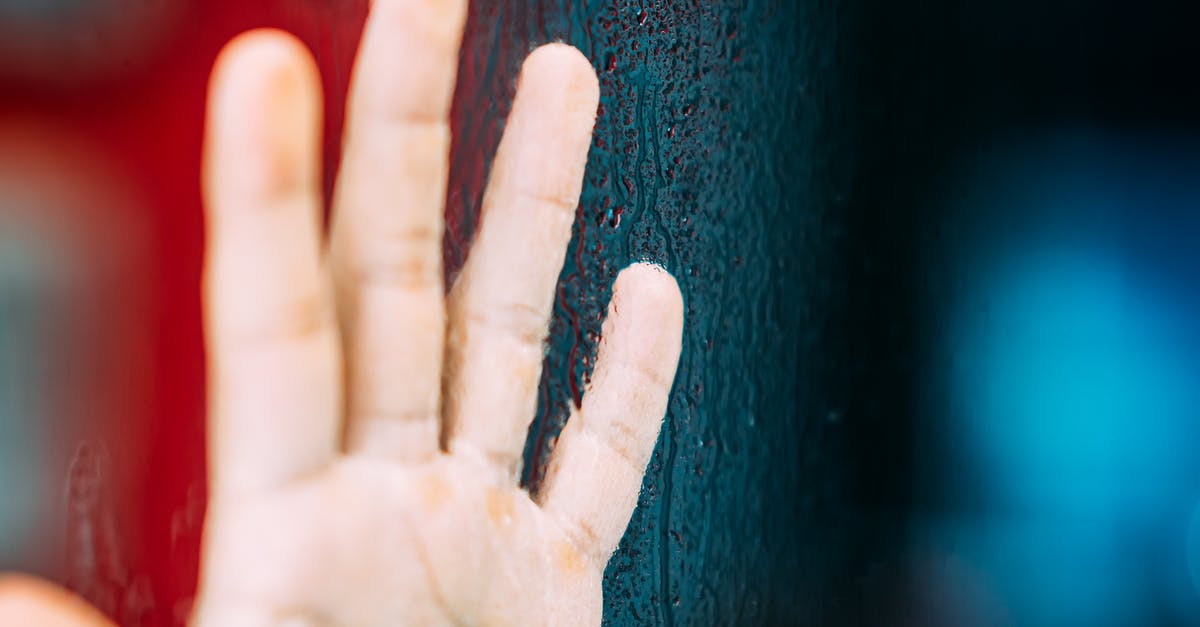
<box><xmin>206</xmin><ymin>28</ymin><xmax>322</xmax><ymax>207</ymax></box>
<box><xmin>599</xmin><ymin>263</ymin><xmax>684</xmax><ymax>392</ymax></box>
<box><xmin>613</xmin><ymin>262</ymin><xmax>684</xmax><ymax>331</ymax></box>
<box><xmin>483</xmin><ymin>42</ymin><xmax>598</xmax><ymax>207</ymax></box>
<box><xmin>211</xmin><ymin>29</ymin><xmax>318</xmax><ymax>103</ymax></box>
<box><xmin>520</xmin><ymin>43</ymin><xmax>601</xmax><ymax>121</ymax></box>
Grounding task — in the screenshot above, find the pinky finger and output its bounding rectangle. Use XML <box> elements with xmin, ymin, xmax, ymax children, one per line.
<box><xmin>536</xmin><ymin>263</ymin><xmax>684</xmax><ymax>567</ymax></box>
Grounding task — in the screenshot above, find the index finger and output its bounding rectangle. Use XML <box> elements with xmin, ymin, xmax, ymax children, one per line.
<box><xmin>204</xmin><ymin>30</ymin><xmax>340</xmax><ymax>499</ymax></box>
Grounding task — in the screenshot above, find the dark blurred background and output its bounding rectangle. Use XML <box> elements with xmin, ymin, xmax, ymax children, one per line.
<box><xmin>5</xmin><ymin>1</ymin><xmax>1200</xmax><ymax>625</ymax></box>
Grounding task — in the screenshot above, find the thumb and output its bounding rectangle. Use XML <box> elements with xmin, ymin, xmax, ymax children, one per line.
<box><xmin>0</xmin><ymin>575</ymin><xmax>115</xmax><ymax>627</ymax></box>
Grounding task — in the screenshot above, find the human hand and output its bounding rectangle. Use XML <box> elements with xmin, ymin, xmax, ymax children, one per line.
<box><xmin>191</xmin><ymin>0</ymin><xmax>683</xmax><ymax>625</ymax></box>
<box><xmin>0</xmin><ymin>1</ymin><xmax>681</xmax><ymax>623</ymax></box>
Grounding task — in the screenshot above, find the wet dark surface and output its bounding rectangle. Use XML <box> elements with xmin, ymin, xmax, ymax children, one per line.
<box><xmin>446</xmin><ymin>2</ymin><xmax>848</xmax><ymax>625</ymax></box>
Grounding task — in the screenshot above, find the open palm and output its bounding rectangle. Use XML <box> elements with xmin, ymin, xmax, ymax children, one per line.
<box><xmin>191</xmin><ymin>0</ymin><xmax>683</xmax><ymax>626</ymax></box>
<box><xmin>0</xmin><ymin>2</ymin><xmax>682</xmax><ymax>624</ymax></box>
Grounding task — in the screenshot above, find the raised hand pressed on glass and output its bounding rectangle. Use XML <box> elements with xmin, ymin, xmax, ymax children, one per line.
<box><xmin>193</xmin><ymin>1</ymin><xmax>682</xmax><ymax>625</ymax></box>
<box><xmin>0</xmin><ymin>0</ymin><xmax>682</xmax><ymax>625</ymax></box>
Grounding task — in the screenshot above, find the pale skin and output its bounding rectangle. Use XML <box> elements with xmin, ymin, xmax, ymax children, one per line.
<box><xmin>0</xmin><ymin>0</ymin><xmax>684</xmax><ymax>625</ymax></box>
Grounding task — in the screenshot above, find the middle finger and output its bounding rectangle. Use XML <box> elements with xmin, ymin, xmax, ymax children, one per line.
<box><xmin>330</xmin><ymin>0</ymin><xmax>467</xmax><ymax>464</ymax></box>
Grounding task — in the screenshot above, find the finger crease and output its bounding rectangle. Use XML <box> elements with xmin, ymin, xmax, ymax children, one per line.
<box><xmin>461</xmin><ymin>302</ymin><xmax>547</xmax><ymax>348</ymax></box>
<box><xmin>555</xmin><ymin>513</ymin><xmax>604</xmax><ymax>569</ymax></box>
<box><xmin>351</xmin><ymin>408</ymin><xmax>439</xmax><ymax>425</ymax></box>
<box><xmin>508</xmin><ymin>186</ymin><xmax>582</xmax><ymax>223</ymax></box>
<box><xmin>217</xmin><ymin>296</ymin><xmax>333</xmax><ymax>350</ymax></box>
<box><xmin>348</xmin><ymin>256</ymin><xmax>441</xmax><ymax>291</ymax></box>
<box><xmin>352</xmin><ymin>112</ymin><xmax>449</xmax><ymax>142</ymax></box>
<box><xmin>581</xmin><ymin>419</ymin><xmax>643</xmax><ymax>474</ymax></box>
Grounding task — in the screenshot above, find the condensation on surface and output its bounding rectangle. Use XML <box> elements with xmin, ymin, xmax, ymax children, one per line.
<box><xmin>0</xmin><ymin>1</ymin><xmax>851</xmax><ymax>624</ymax></box>
<box><xmin>447</xmin><ymin>1</ymin><xmax>852</xmax><ymax>623</ymax></box>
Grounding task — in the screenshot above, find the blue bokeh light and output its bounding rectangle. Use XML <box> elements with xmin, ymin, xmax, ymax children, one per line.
<box><xmin>925</xmin><ymin>134</ymin><xmax>1200</xmax><ymax>625</ymax></box>
<box><xmin>957</xmin><ymin>245</ymin><xmax>1196</xmax><ymax>513</ymax></box>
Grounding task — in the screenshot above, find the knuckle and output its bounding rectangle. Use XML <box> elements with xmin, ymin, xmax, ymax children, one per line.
<box><xmin>603</xmin><ymin>334</ymin><xmax>674</xmax><ymax>390</ymax></box>
<box><xmin>520</xmin><ymin>182</ymin><xmax>581</xmax><ymax>222</ymax></box>
<box><xmin>582</xmin><ymin>415</ymin><xmax>644</xmax><ymax>474</ymax></box>
<box><xmin>629</xmin><ymin>353</ymin><xmax>675</xmax><ymax>390</ymax></box>
<box><xmin>463</xmin><ymin>300</ymin><xmax>548</xmax><ymax>349</ymax></box>
<box><xmin>556</xmin><ymin>515</ymin><xmax>604</xmax><ymax>567</ymax></box>
<box><xmin>344</xmin><ymin>100</ymin><xmax>450</xmax><ymax>176</ymax></box>
<box><xmin>353</xmin><ymin>227</ymin><xmax>442</xmax><ymax>290</ymax></box>
<box><xmin>373</xmin><ymin>114</ymin><xmax>450</xmax><ymax>149</ymax></box>
<box><xmin>229</xmin><ymin>289</ymin><xmax>330</xmax><ymax>348</ymax></box>
<box><xmin>274</xmin><ymin>294</ymin><xmax>328</xmax><ymax>342</ymax></box>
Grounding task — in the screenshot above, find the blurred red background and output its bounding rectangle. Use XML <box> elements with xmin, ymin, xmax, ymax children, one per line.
<box><xmin>0</xmin><ymin>2</ymin><xmax>517</xmax><ymax>624</ymax></box>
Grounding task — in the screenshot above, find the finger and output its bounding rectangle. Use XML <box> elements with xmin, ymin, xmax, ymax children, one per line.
<box><xmin>331</xmin><ymin>0</ymin><xmax>467</xmax><ymax>463</ymax></box>
<box><xmin>0</xmin><ymin>575</ymin><xmax>115</xmax><ymax>626</ymax></box>
<box><xmin>537</xmin><ymin>264</ymin><xmax>683</xmax><ymax>566</ymax></box>
<box><xmin>204</xmin><ymin>30</ymin><xmax>340</xmax><ymax>499</ymax></box>
<box><xmin>443</xmin><ymin>44</ymin><xmax>600</xmax><ymax>478</ymax></box>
